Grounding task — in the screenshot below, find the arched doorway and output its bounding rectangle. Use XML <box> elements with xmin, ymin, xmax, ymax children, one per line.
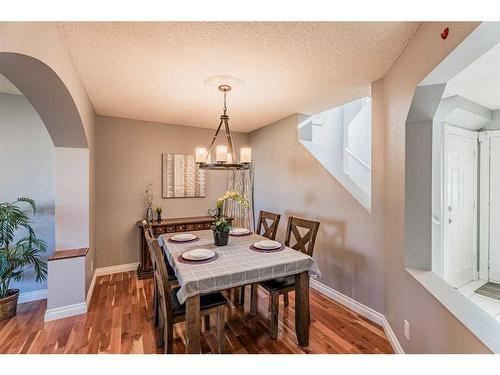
<box><xmin>0</xmin><ymin>36</ymin><xmax>93</xmax><ymax>319</ymax></box>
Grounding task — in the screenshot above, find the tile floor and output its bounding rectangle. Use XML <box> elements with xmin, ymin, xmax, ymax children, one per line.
<box><xmin>457</xmin><ymin>279</ymin><xmax>500</xmax><ymax>321</ymax></box>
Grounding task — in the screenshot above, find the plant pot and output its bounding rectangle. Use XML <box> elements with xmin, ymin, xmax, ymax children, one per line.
<box><xmin>213</xmin><ymin>230</ymin><xmax>230</xmax><ymax>246</ymax></box>
<box><xmin>0</xmin><ymin>289</ymin><xmax>19</xmax><ymax>321</ymax></box>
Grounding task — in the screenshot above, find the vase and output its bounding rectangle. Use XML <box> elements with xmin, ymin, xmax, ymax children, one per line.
<box><xmin>157</xmin><ymin>211</ymin><xmax>162</xmax><ymax>222</ymax></box>
<box><xmin>146</xmin><ymin>207</ymin><xmax>153</xmax><ymax>222</ymax></box>
<box><xmin>213</xmin><ymin>229</ymin><xmax>229</xmax><ymax>246</ymax></box>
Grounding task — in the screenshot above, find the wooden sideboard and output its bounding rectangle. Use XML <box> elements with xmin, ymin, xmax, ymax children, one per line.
<box><xmin>137</xmin><ymin>216</ymin><xmax>232</xmax><ymax>279</ymax></box>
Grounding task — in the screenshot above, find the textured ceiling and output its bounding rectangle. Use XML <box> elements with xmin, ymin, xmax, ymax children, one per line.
<box><xmin>443</xmin><ymin>42</ymin><xmax>500</xmax><ymax>111</ymax></box>
<box><xmin>0</xmin><ymin>73</ymin><xmax>22</xmax><ymax>95</ymax></box>
<box><xmin>58</xmin><ymin>22</ymin><xmax>419</xmax><ymax>132</ymax></box>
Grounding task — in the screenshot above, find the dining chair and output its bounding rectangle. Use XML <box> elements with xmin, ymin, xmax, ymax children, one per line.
<box><xmin>256</xmin><ymin>210</ymin><xmax>281</xmax><ymax>240</ymax></box>
<box><xmin>250</xmin><ymin>216</ymin><xmax>320</xmax><ymax>340</ymax></box>
<box><xmin>145</xmin><ymin>229</ymin><xmax>228</xmax><ymax>353</ymax></box>
<box><xmin>237</xmin><ymin>210</ymin><xmax>282</xmax><ymax>306</ymax></box>
<box><xmin>142</xmin><ymin>220</ymin><xmax>178</xmax><ymax>328</ymax></box>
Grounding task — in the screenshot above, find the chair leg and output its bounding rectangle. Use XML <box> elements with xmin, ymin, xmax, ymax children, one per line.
<box><xmin>283</xmin><ymin>292</ymin><xmax>289</xmax><ymax>307</ymax></box>
<box><xmin>164</xmin><ymin>321</ymin><xmax>174</xmax><ymax>354</ymax></box>
<box><xmin>156</xmin><ymin>309</ymin><xmax>164</xmax><ymax>348</ymax></box>
<box><xmin>238</xmin><ymin>286</ymin><xmax>245</xmax><ymax>306</ymax></box>
<box><xmin>154</xmin><ymin>283</ymin><xmax>159</xmax><ymax>327</ymax></box>
<box><xmin>232</xmin><ymin>287</ymin><xmax>240</xmax><ymax>305</ymax></box>
<box><xmin>269</xmin><ymin>292</ymin><xmax>279</xmax><ymax>340</ymax></box>
<box><xmin>250</xmin><ymin>283</ymin><xmax>258</xmax><ymax>317</ymax></box>
<box><xmin>204</xmin><ymin>314</ymin><xmax>211</xmax><ymax>331</ymax></box>
<box><xmin>216</xmin><ymin>306</ymin><xmax>225</xmax><ymax>354</ymax></box>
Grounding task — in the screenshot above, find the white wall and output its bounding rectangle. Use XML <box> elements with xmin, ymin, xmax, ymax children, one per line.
<box><xmin>0</xmin><ymin>93</ymin><xmax>55</xmax><ymax>293</ymax></box>
<box><xmin>55</xmin><ymin>147</ymin><xmax>90</xmax><ymax>251</ymax></box>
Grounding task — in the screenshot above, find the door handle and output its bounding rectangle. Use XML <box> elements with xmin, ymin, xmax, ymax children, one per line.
<box><xmin>448</xmin><ymin>218</ymin><xmax>453</xmax><ymax>224</ymax></box>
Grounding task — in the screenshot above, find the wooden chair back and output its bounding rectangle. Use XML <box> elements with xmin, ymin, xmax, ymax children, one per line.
<box><xmin>142</xmin><ymin>219</ymin><xmax>156</xmax><ymax>267</ymax></box>
<box><xmin>285</xmin><ymin>216</ymin><xmax>320</xmax><ymax>256</ymax></box>
<box><xmin>256</xmin><ymin>210</ymin><xmax>281</xmax><ymax>240</ymax></box>
<box><xmin>142</xmin><ymin>219</ymin><xmax>154</xmax><ymax>237</ymax></box>
<box><xmin>145</xmin><ymin>229</ymin><xmax>173</xmax><ymax>324</ymax></box>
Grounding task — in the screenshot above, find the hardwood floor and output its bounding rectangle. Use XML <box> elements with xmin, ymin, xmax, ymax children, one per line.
<box><xmin>0</xmin><ymin>271</ymin><xmax>393</xmax><ymax>354</ymax></box>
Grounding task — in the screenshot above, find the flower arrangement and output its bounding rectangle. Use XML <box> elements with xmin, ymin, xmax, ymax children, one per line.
<box><xmin>211</xmin><ymin>191</ymin><xmax>249</xmax><ymax>246</ymax></box>
<box><xmin>216</xmin><ymin>190</ymin><xmax>249</xmax><ymax>210</ymax></box>
<box><xmin>144</xmin><ymin>183</ymin><xmax>153</xmax><ymax>209</ymax></box>
<box><xmin>212</xmin><ymin>217</ymin><xmax>232</xmax><ymax>233</ymax></box>
<box><xmin>144</xmin><ymin>183</ymin><xmax>154</xmax><ymax>221</ymax></box>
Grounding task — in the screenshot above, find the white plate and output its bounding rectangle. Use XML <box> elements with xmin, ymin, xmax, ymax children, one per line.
<box><xmin>182</xmin><ymin>248</ymin><xmax>215</xmax><ymax>261</ymax></box>
<box><xmin>254</xmin><ymin>240</ymin><xmax>281</xmax><ymax>250</ymax></box>
<box><xmin>230</xmin><ymin>228</ymin><xmax>250</xmax><ymax>235</ymax></box>
<box><xmin>171</xmin><ymin>233</ymin><xmax>197</xmax><ymax>242</ymax></box>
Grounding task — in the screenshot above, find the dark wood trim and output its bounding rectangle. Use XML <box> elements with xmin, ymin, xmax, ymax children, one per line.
<box><xmin>48</xmin><ymin>248</ymin><xmax>89</xmax><ymax>261</ymax></box>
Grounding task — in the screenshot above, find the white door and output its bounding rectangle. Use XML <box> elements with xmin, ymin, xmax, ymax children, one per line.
<box><xmin>444</xmin><ymin>125</ymin><xmax>478</xmax><ymax>288</ymax></box>
<box><xmin>489</xmin><ymin>136</ymin><xmax>500</xmax><ymax>283</ymax></box>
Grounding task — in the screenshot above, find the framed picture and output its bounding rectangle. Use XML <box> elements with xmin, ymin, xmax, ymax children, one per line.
<box><xmin>162</xmin><ymin>153</ymin><xmax>206</xmax><ymax>198</ymax></box>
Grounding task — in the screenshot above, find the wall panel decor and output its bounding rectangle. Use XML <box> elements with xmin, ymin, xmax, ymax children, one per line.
<box><xmin>162</xmin><ymin>153</ymin><xmax>206</xmax><ymax>198</ymax></box>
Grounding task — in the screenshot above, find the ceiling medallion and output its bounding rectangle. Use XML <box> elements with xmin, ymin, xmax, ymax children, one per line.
<box><xmin>195</xmin><ymin>84</ymin><xmax>251</xmax><ymax>171</ymax></box>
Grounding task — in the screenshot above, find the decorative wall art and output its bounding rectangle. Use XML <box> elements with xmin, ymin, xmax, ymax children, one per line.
<box><xmin>162</xmin><ymin>153</ymin><xmax>206</xmax><ymax>198</ymax></box>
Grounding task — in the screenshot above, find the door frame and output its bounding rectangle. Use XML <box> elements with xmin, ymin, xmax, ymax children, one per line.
<box><xmin>479</xmin><ymin>129</ymin><xmax>500</xmax><ymax>281</ymax></box>
<box><xmin>442</xmin><ymin>124</ymin><xmax>479</xmax><ymax>285</ymax></box>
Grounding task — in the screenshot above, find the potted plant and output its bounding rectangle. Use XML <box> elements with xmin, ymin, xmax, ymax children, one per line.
<box><xmin>212</xmin><ymin>218</ymin><xmax>232</xmax><ymax>246</ymax></box>
<box><xmin>211</xmin><ymin>191</ymin><xmax>249</xmax><ymax>246</ymax></box>
<box><xmin>0</xmin><ymin>198</ymin><xmax>47</xmax><ymax>320</ymax></box>
<box><xmin>156</xmin><ymin>206</ymin><xmax>163</xmax><ymax>222</ymax></box>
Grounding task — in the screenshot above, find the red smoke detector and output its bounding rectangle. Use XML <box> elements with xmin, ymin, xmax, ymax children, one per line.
<box><xmin>441</xmin><ymin>27</ymin><xmax>449</xmax><ymax>40</ymax></box>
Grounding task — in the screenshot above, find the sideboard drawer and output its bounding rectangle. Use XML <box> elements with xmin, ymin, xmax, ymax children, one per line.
<box><xmin>203</xmin><ymin>222</ymin><xmax>212</xmax><ymax>229</ymax></box>
<box><xmin>194</xmin><ymin>223</ymin><xmax>204</xmax><ymax>230</ymax></box>
<box><xmin>185</xmin><ymin>224</ymin><xmax>195</xmax><ymax>231</ymax></box>
<box><xmin>166</xmin><ymin>225</ymin><xmax>176</xmax><ymax>233</ymax></box>
<box><xmin>175</xmin><ymin>225</ymin><xmax>186</xmax><ymax>232</ymax></box>
<box><xmin>154</xmin><ymin>226</ymin><xmax>166</xmax><ymax>235</ymax></box>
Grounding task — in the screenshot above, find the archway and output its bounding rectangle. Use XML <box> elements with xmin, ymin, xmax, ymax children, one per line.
<box><xmin>0</xmin><ymin>47</ymin><xmax>92</xmax><ymax>319</ymax></box>
<box><xmin>0</xmin><ymin>52</ymin><xmax>87</xmax><ymax>148</ymax></box>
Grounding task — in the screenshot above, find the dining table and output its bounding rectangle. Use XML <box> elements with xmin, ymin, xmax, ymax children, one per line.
<box><xmin>159</xmin><ymin>229</ymin><xmax>321</xmax><ymax>354</ymax></box>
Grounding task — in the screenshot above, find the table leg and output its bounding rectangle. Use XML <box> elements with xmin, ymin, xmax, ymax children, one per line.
<box><xmin>185</xmin><ymin>295</ymin><xmax>201</xmax><ymax>354</ymax></box>
<box><xmin>295</xmin><ymin>271</ymin><xmax>310</xmax><ymax>347</ymax></box>
<box><xmin>238</xmin><ymin>286</ymin><xmax>245</xmax><ymax>306</ymax></box>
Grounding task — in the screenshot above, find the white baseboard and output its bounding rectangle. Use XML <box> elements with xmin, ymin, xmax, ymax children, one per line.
<box><xmin>86</xmin><ymin>270</ymin><xmax>97</xmax><ymax>306</ymax></box>
<box><xmin>381</xmin><ymin>317</ymin><xmax>405</xmax><ymax>354</ymax></box>
<box><xmin>310</xmin><ymin>279</ymin><xmax>404</xmax><ymax>354</ymax></box>
<box><xmin>44</xmin><ymin>302</ymin><xmax>87</xmax><ymax>322</ymax></box>
<box><xmin>94</xmin><ymin>262</ymin><xmax>139</xmax><ymax>277</ymax></box>
<box><xmin>18</xmin><ymin>288</ymin><xmax>48</xmax><ymax>304</ymax></box>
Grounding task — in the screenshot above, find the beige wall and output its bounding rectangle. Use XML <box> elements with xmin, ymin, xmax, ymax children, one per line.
<box><xmin>380</xmin><ymin>22</ymin><xmax>489</xmax><ymax>353</ymax></box>
<box><xmin>249</xmin><ymin>110</ymin><xmax>386</xmax><ymax>313</ymax></box>
<box><xmin>95</xmin><ymin>115</ymin><xmax>249</xmax><ymax>268</ymax></box>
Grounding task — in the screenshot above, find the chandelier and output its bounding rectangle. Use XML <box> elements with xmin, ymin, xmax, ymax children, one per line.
<box><xmin>195</xmin><ymin>84</ymin><xmax>251</xmax><ymax>170</ymax></box>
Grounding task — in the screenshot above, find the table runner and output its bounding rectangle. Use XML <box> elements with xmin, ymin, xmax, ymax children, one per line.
<box><xmin>159</xmin><ymin>230</ymin><xmax>321</xmax><ymax>304</ymax></box>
